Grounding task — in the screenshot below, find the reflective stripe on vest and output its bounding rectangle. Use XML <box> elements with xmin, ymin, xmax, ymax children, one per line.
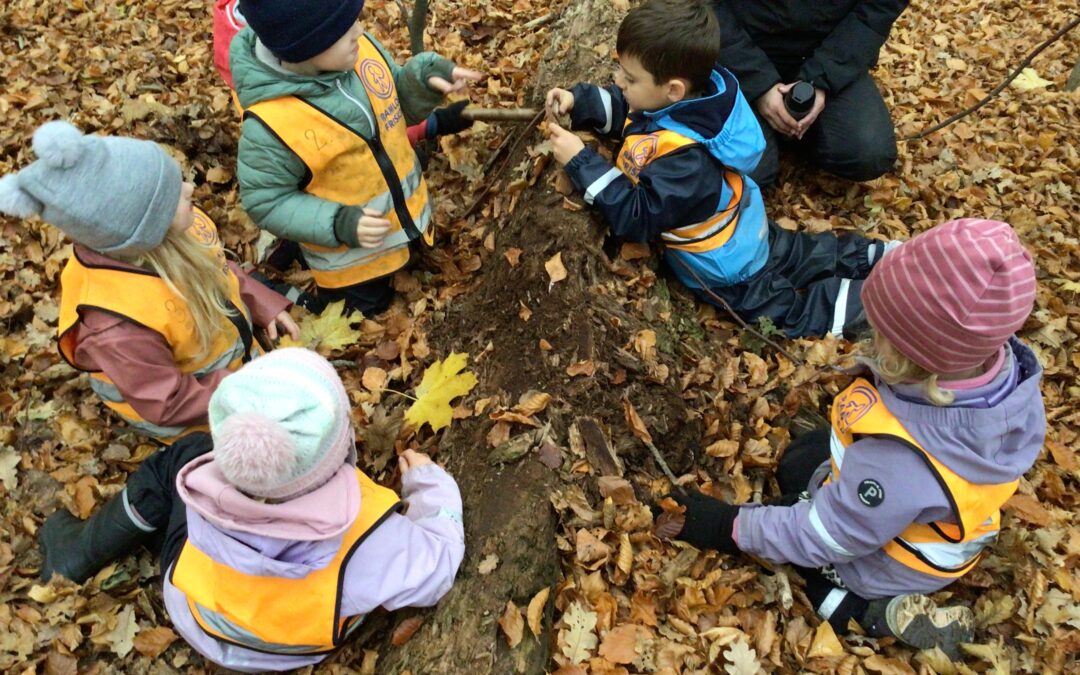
<box><xmin>613</xmin><ymin>126</ymin><xmax>743</xmax><ymax>254</ymax></box>
<box><xmin>56</xmin><ymin>209</ymin><xmax>259</xmax><ymax>443</ymax></box>
<box><xmin>170</xmin><ymin>469</ymin><xmax>402</xmax><ymax>655</ymax></box>
<box><xmin>826</xmin><ymin>378</ymin><xmax>1019</xmax><ymax>578</ymax></box>
<box><xmin>244</xmin><ymin>34</ymin><xmax>432</xmax><ymax>289</ymax></box>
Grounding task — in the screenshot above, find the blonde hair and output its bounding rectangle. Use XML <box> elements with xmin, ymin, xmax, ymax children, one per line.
<box><xmin>859</xmin><ymin>332</ymin><xmax>956</xmax><ymax>407</ymax></box>
<box><xmin>130</xmin><ymin>228</ymin><xmax>236</xmax><ymax>354</ymax></box>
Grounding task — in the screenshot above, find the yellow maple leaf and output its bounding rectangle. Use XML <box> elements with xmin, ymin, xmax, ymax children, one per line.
<box><xmin>1011</xmin><ymin>67</ymin><xmax>1053</xmax><ymax>91</ymax></box>
<box><xmin>278</xmin><ymin>300</ymin><xmax>362</xmax><ymax>354</ymax></box>
<box><xmin>404</xmin><ymin>353</ymin><xmax>478</xmax><ymax>431</ymax></box>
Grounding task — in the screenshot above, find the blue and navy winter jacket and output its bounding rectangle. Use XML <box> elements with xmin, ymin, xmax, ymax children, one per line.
<box><xmin>563</xmin><ymin>68</ymin><xmax>769</xmax><ymax>289</ymax></box>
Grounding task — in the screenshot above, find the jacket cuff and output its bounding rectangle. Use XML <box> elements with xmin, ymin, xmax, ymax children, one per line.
<box><xmin>332</xmin><ymin>205</ymin><xmax>363</xmax><ymax>248</ymax></box>
<box><xmin>798</xmin><ymin>60</ymin><xmax>832</xmax><ymax>93</ymax></box>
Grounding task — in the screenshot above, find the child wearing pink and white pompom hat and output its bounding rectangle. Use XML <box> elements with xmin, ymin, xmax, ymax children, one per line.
<box><xmin>40</xmin><ymin>347</ymin><xmax>465</xmax><ymax>672</ymax></box>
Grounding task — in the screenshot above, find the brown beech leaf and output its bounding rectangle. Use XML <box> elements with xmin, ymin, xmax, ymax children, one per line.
<box><xmin>653</xmin><ymin>510</ymin><xmax>686</xmax><ymax>540</ymax></box>
<box><xmin>504</xmin><ymin>247</ymin><xmax>523</xmax><ymax>267</ymax></box>
<box><xmin>527</xmin><ymin>587</ymin><xmax>551</xmax><ymax>637</ymax></box>
<box><xmin>499</xmin><ymin>600</ymin><xmax>524</xmax><ymax>648</ymax></box>
<box><xmin>545</xmin><ymin>252</ymin><xmax>567</xmax><ymax>284</ymax></box>
<box><xmin>1004</xmin><ymin>493</ymin><xmax>1052</xmax><ymax>526</ymax></box>
<box><xmin>390</xmin><ymin>616</ymin><xmax>424</xmax><ymax>646</ymax></box>
<box><xmin>132</xmin><ymin>626</ymin><xmax>178</xmax><ymax>658</ymax></box>
<box><xmin>361</xmin><ymin>366</ymin><xmax>388</xmax><ymax>392</ymax></box>
<box><xmin>598</xmin><ymin>623</ymin><xmax>641</xmax><ymax>664</ymax></box>
<box><xmin>566</xmin><ymin>360</ymin><xmax>596</xmax><ymax>377</ymax></box>
<box><xmin>621</xmin><ymin>398</ymin><xmax>653</xmax><ymax>444</ymax></box>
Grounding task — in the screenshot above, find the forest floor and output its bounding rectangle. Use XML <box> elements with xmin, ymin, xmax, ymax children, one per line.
<box><xmin>1</xmin><ymin>0</ymin><xmax>1079</xmax><ymax>673</ymax></box>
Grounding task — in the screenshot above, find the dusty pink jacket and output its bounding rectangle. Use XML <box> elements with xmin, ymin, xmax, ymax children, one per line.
<box><xmin>64</xmin><ymin>245</ymin><xmax>290</xmax><ymax>429</ymax></box>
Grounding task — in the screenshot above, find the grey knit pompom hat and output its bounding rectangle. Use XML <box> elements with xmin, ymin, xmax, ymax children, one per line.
<box><xmin>0</xmin><ymin>120</ymin><xmax>182</xmax><ymax>258</ymax></box>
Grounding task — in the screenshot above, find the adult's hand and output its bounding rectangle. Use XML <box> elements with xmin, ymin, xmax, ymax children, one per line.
<box><xmin>794</xmin><ymin>87</ymin><xmax>827</xmax><ymax>139</ymax></box>
<box><xmin>755</xmin><ymin>83</ymin><xmax>800</xmax><ymax>137</ymax></box>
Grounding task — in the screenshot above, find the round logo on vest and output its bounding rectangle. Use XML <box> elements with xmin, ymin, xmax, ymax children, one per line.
<box><xmin>628</xmin><ymin>135</ymin><xmax>658</xmax><ymax>168</ymax></box>
<box><xmin>857</xmin><ymin>479</ymin><xmax>885</xmax><ymax>507</ymax></box>
<box><xmin>360</xmin><ymin>59</ymin><xmax>393</xmax><ymax>100</ymax></box>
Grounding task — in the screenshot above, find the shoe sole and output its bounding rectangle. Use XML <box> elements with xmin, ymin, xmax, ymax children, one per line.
<box><xmin>890</xmin><ymin>595</ymin><xmax>974</xmax><ymax>658</ymax></box>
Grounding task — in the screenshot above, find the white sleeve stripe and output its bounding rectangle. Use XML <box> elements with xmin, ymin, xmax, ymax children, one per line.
<box><xmin>817</xmin><ymin>588</ymin><xmax>850</xmax><ymax>620</ymax></box>
<box><xmin>122</xmin><ymin>489</ymin><xmax>157</xmax><ymax>533</ymax></box>
<box><xmin>830</xmin><ymin>278</ymin><xmax>852</xmax><ymax>337</ymax></box>
<box><xmin>597</xmin><ymin>87</ymin><xmax>613</xmax><ymax>134</ymax></box>
<box><xmin>584</xmin><ymin>167</ymin><xmax>622</xmax><ymax>204</ymax></box>
<box><xmin>809</xmin><ymin>503</ymin><xmax>855</xmax><ymax>558</ymax></box>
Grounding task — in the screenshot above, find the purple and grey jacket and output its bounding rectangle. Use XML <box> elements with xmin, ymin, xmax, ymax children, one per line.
<box><xmin>162</xmin><ymin>462</ymin><xmax>464</xmax><ymax>672</ymax></box>
<box><xmin>736</xmin><ymin>337</ymin><xmax>1045</xmax><ymax>599</ymax></box>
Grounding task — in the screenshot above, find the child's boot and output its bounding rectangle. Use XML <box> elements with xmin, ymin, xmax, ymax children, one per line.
<box><xmin>862</xmin><ymin>594</ymin><xmax>974</xmax><ymax>660</ymax></box>
<box><xmin>39</xmin><ymin>490</ymin><xmax>151</xmax><ymax>584</ymax></box>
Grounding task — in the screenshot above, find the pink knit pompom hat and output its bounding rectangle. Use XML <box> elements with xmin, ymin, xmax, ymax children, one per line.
<box><xmin>862</xmin><ymin>218</ymin><xmax>1036</xmax><ymax>375</ymax></box>
<box><xmin>208</xmin><ymin>348</ymin><xmax>357</xmax><ymax>501</ymax></box>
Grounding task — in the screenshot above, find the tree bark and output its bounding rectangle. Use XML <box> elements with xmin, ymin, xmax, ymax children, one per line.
<box><xmin>378</xmin><ymin>1</ymin><xmax>703</xmax><ymax>672</ymax></box>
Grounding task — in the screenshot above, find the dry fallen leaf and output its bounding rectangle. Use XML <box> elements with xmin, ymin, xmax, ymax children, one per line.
<box><xmin>361</xmin><ymin>366</ymin><xmax>388</xmax><ymax>392</ymax></box>
<box><xmin>499</xmin><ymin>600</ymin><xmax>525</xmax><ymax>648</ymax></box>
<box><xmin>390</xmin><ymin>616</ymin><xmax>424</xmax><ymax>646</ymax></box>
<box><xmin>527</xmin><ymin>587</ymin><xmax>551</xmax><ymax>637</ymax></box>
<box><xmin>477</xmin><ymin>553</ymin><xmax>499</xmax><ymax>575</ymax></box>
<box><xmin>622</xmin><ymin>398</ymin><xmax>653</xmax><ymax>444</ymax></box>
<box><xmin>132</xmin><ymin>626</ymin><xmax>178</xmax><ymax>658</ymax></box>
<box><xmin>558</xmin><ymin>602</ymin><xmax>598</xmax><ymax>664</ymax></box>
<box><xmin>545</xmin><ymin>252</ymin><xmax>568</xmax><ymax>285</ymax></box>
<box><xmin>278</xmin><ymin>300</ymin><xmax>363</xmax><ymax>353</ymax></box>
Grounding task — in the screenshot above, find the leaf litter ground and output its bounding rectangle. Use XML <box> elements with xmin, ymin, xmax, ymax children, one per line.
<box><xmin>1</xmin><ymin>0</ymin><xmax>1079</xmax><ymax>673</ymax></box>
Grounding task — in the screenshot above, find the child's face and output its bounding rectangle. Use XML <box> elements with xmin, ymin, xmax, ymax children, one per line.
<box><xmin>304</xmin><ymin>17</ymin><xmax>364</xmax><ymax>73</ymax></box>
<box><xmin>614</xmin><ymin>54</ymin><xmax>686</xmax><ymax>113</ymax></box>
<box><xmin>170</xmin><ymin>182</ymin><xmax>195</xmax><ymax>232</ymax></box>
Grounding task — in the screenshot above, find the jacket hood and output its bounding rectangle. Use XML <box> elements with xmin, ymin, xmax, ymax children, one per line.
<box><xmin>636</xmin><ymin>68</ymin><xmax>765</xmax><ymax>175</ymax></box>
<box><xmin>230</xmin><ymin>28</ymin><xmax>347</xmax><ymax>109</ymax></box>
<box><xmin>177</xmin><ymin>453</ymin><xmax>360</xmax><ymax>540</ymax></box>
<box><xmin>879</xmin><ymin>337</ymin><xmax>1046</xmax><ymax>485</ymax></box>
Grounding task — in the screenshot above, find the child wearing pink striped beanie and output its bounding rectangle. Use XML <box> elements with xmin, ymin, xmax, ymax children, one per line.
<box><xmin>666</xmin><ymin>218</ymin><xmax>1045</xmax><ymax>658</ymax></box>
<box><xmin>861</xmin><ymin>218</ymin><xmax>1037</xmax><ymax>402</ymax></box>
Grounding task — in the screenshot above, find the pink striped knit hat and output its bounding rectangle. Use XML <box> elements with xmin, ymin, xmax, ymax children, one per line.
<box><xmin>862</xmin><ymin>219</ymin><xmax>1036</xmax><ymax>375</ymax></box>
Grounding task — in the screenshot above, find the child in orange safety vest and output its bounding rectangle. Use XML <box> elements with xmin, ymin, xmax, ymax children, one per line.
<box><xmin>37</xmin><ymin>348</ymin><xmax>465</xmax><ymax>671</ymax></box>
<box><xmin>660</xmin><ymin>219</ymin><xmax>1045</xmax><ymax>658</ymax></box>
<box><xmin>231</xmin><ymin>0</ymin><xmax>482</xmax><ymax>316</ymax></box>
<box><xmin>0</xmin><ymin>121</ymin><xmax>298</xmax><ymax>443</ymax></box>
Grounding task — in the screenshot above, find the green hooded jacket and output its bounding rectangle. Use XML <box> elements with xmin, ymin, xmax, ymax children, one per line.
<box><xmin>231</xmin><ymin>28</ymin><xmax>454</xmax><ymax>247</ymax></box>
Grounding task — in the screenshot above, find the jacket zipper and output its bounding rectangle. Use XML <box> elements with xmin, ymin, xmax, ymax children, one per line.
<box><xmin>335</xmin><ymin>77</ymin><xmax>422</xmax><ymax>241</ymax></box>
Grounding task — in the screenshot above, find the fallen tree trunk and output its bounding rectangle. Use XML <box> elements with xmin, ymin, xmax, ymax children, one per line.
<box><xmin>378</xmin><ymin>1</ymin><xmax>704</xmax><ymax>672</ymax></box>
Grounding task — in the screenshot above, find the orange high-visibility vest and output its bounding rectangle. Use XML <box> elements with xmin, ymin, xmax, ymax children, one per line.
<box><xmin>244</xmin><ymin>34</ymin><xmax>432</xmax><ymax>289</ymax></box>
<box><xmin>170</xmin><ymin>469</ymin><xmax>401</xmax><ymax>655</ymax></box>
<box><xmin>615</xmin><ymin>126</ymin><xmax>744</xmax><ymax>254</ymax></box>
<box><xmin>827</xmin><ymin>378</ymin><xmax>1019</xmax><ymax>578</ymax></box>
<box><xmin>57</xmin><ymin>209</ymin><xmax>259</xmax><ymax>442</ymax></box>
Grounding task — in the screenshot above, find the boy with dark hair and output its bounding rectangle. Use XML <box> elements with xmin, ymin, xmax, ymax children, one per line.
<box><xmin>547</xmin><ymin>0</ymin><xmax>895</xmax><ymax>339</ymax></box>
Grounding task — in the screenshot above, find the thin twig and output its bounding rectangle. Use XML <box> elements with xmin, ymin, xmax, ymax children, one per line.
<box><xmin>667</xmin><ymin>255</ymin><xmax>807</xmax><ymax>367</ymax></box>
<box><xmin>905</xmin><ymin>14</ymin><xmax>1080</xmax><ymax>141</ymax></box>
<box><xmin>393</xmin><ymin>0</ymin><xmax>411</xmax><ymax>28</ymax></box>
<box><xmin>460</xmin><ymin>110</ymin><xmax>544</xmax><ymax>219</ymax></box>
<box><xmin>521</xmin><ymin>13</ymin><xmax>556</xmax><ymax>30</ymax></box>
<box><xmin>643</xmin><ymin>439</ymin><xmax>685</xmax><ymax>493</ymax></box>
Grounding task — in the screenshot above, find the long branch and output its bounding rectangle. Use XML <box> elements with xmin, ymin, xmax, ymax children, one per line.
<box><xmin>905</xmin><ymin>14</ymin><xmax>1080</xmax><ymax>141</ymax></box>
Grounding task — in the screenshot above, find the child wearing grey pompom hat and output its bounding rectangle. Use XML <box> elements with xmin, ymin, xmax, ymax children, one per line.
<box><xmin>0</xmin><ymin>120</ymin><xmax>298</xmax><ymax>442</ymax></box>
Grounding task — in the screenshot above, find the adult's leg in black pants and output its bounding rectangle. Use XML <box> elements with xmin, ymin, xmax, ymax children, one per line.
<box><xmin>799</xmin><ymin>73</ymin><xmax>898</xmax><ymax>182</ymax></box>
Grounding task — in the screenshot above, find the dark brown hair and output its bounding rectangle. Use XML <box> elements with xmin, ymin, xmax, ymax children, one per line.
<box><xmin>616</xmin><ymin>0</ymin><xmax>721</xmax><ymax>94</ymax></box>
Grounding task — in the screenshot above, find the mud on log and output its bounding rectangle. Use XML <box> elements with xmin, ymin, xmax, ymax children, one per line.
<box><xmin>378</xmin><ymin>1</ymin><xmax>702</xmax><ymax>672</ymax></box>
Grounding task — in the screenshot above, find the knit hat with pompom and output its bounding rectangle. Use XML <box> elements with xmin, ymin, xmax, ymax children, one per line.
<box><xmin>208</xmin><ymin>348</ymin><xmax>357</xmax><ymax>501</ymax></box>
<box><xmin>0</xmin><ymin>120</ymin><xmax>181</xmax><ymax>258</ymax></box>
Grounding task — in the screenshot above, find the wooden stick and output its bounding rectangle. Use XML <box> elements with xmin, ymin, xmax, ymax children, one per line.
<box><xmin>460</xmin><ymin>110</ymin><xmax>545</xmax><ymax>219</ymax></box>
<box><xmin>462</xmin><ymin>107</ymin><xmax>540</xmax><ymax>122</ymax></box>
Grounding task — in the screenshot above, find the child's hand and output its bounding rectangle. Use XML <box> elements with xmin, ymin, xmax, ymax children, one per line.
<box><xmin>548</xmin><ymin>122</ymin><xmax>586</xmax><ymax>166</ymax></box>
<box><xmin>427</xmin><ymin>67</ymin><xmax>484</xmax><ymax>94</ymax></box>
<box><xmin>398</xmin><ymin>449</ymin><xmax>434</xmax><ymax>474</ymax></box>
<box><xmin>545</xmin><ymin>88</ymin><xmax>575</xmax><ymax>117</ymax></box>
<box><xmin>356</xmin><ymin>209</ymin><xmax>392</xmax><ymax>248</ymax></box>
<box><xmin>266</xmin><ymin>310</ymin><xmax>300</xmax><ymax>341</ymax></box>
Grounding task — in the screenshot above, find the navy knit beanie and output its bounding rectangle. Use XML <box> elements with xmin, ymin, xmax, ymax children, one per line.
<box><xmin>239</xmin><ymin>0</ymin><xmax>365</xmax><ymax>63</ymax></box>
